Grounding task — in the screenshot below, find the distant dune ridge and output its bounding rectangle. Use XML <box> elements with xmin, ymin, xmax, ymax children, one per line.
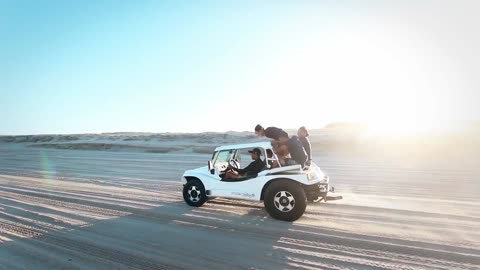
<box><xmin>1</xmin><ymin>123</ymin><xmax>479</xmax><ymax>157</ymax></box>
<box><xmin>0</xmin><ymin>132</ymin><xmax>262</xmax><ymax>154</ymax></box>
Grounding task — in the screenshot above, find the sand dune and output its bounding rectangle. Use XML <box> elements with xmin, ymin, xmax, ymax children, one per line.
<box><xmin>2</xmin><ymin>128</ymin><xmax>479</xmax><ymax>159</ymax></box>
<box><xmin>1</xmin><ymin>132</ymin><xmax>262</xmax><ymax>154</ymax></box>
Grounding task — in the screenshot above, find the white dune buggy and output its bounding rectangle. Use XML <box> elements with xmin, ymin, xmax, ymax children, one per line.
<box><xmin>181</xmin><ymin>142</ymin><xmax>339</xmax><ymax>221</ymax></box>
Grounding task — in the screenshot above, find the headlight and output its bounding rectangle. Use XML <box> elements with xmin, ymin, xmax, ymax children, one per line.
<box><xmin>307</xmin><ymin>172</ymin><xmax>317</xmax><ymax>181</ymax></box>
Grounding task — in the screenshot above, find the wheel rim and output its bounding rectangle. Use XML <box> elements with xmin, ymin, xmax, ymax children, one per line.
<box><xmin>274</xmin><ymin>191</ymin><xmax>295</xmax><ymax>212</ymax></box>
<box><xmin>188</xmin><ymin>185</ymin><xmax>202</xmax><ymax>202</ymax></box>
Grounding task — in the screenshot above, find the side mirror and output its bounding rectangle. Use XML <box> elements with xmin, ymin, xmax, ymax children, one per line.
<box><xmin>208</xmin><ymin>161</ymin><xmax>215</xmax><ymax>175</ymax></box>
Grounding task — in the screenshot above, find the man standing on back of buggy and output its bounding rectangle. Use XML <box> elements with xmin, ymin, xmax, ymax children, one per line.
<box><xmin>254</xmin><ymin>124</ymin><xmax>309</xmax><ymax>169</ymax></box>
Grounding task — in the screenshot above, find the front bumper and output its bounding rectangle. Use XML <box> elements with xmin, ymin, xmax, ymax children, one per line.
<box><xmin>304</xmin><ymin>182</ymin><xmax>329</xmax><ymax>198</ymax></box>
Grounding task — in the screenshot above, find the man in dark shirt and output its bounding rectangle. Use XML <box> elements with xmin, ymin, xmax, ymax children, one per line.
<box><xmin>254</xmin><ymin>124</ymin><xmax>289</xmax><ymax>143</ymax></box>
<box><xmin>287</xmin><ymin>136</ymin><xmax>308</xmax><ymax>168</ymax></box>
<box><xmin>225</xmin><ymin>148</ymin><xmax>265</xmax><ymax>179</ymax></box>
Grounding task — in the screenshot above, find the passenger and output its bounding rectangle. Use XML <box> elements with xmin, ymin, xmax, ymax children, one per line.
<box><xmin>271</xmin><ymin>135</ymin><xmax>306</xmax><ymax>167</ymax></box>
<box><xmin>286</xmin><ymin>136</ymin><xmax>308</xmax><ymax>168</ymax></box>
<box><xmin>297</xmin><ymin>126</ymin><xmax>312</xmax><ymax>167</ymax></box>
<box><xmin>254</xmin><ymin>124</ymin><xmax>306</xmax><ymax>168</ymax></box>
<box><xmin>273</xmin><ymin>143</ymin><xmax>292</xmax><ymax>166</ymax></box>
<box><xmin>266</xmin><ymin>149</ymin><xmax>280</xmax><ymax>168</ymax></box>
<box><xmin>254</xmin><ymin>124</ymin><xmax>289</xmax><ymax>144</ymax></box>
<box><xmin>224</xmin><ymin>148</ymin><xmax>265</xmax><ymax>179</ymax></box>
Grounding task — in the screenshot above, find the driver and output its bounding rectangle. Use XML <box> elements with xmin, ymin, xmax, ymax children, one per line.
<box><xmin>224</xmin><ymin>148</ymin><xmax>265</xmax><ymax>179</ymax></box>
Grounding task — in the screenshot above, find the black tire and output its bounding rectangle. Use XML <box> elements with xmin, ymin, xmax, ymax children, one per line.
<box><xmin>183</xmin><ymin>179</ymin><xmax>207</xmax><ymax>207</ymax></box>
<box><xmin>264</xmin><ymin>180</ymin><xmax>307</xmax><ymax>221</ymax></box>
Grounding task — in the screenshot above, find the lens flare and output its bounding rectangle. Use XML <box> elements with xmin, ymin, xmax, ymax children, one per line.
<box><xmin>40</xmin><ymin>151</ymin><xmax>56</xmax><ymax>180</ymax></box>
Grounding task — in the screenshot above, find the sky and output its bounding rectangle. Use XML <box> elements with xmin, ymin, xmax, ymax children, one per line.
<box><xmin>1</xmin><ymin>0</ymin><xmax>479</xmax><ymax>135</ymax></box>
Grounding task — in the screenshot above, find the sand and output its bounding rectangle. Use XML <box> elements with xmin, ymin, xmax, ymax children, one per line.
<box><xmin>0</xmin><ymin>141</ymin><xmax>479</xmax><ymax>270</ymax></box>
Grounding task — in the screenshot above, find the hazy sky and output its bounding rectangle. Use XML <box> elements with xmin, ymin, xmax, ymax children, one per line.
<box><xmin>1</xmin><ymin>0</ymin><xmax>479</xmax><ymax>135</ymax></box>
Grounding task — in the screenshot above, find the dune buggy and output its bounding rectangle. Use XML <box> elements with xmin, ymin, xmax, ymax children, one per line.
<box><xmin>181</xmin><ymin>142</ymin><xmax>338</xmax><ymax>221</ymax></box>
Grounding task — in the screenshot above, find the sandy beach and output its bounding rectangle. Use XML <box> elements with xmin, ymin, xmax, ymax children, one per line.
<box><xmin>2</xmin><ymin>0</ymin><xmax>479</xmax><ymax>268</ymax></box>
<box><xmin>0</xmin><ymin>134</ymin><xmax>479</xmax><ymax>270</ymax></box>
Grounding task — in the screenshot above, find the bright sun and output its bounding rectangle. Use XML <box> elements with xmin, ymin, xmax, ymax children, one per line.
<box><xmin>243</xmin><ymin>15</ymin><xmax>467</xmax><ymax>137</ymax></box>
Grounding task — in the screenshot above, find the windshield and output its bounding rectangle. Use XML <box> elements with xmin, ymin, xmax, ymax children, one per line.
<box><xmin>213</xmin><ymin>150</ymin><xmax>234</xmax><ymax>168</ymax></box>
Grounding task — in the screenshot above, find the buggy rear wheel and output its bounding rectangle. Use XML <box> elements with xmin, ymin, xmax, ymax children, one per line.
<box><xmin>183</xmin><ymin>179</ymin><xmax>207</xmax><ymax>207</ymax></box>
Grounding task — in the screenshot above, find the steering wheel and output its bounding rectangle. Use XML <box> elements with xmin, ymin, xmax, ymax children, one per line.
<box><xmin>229</xmin><ymin>160</ymin><xmax>240</xmax><ymax>169</ymax></box>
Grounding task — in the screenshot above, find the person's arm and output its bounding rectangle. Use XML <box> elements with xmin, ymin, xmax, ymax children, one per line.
<box><xmin>232</xmin><ymin>162</ymin><xmax>253</xmax><ymax>174</ymax></box>
<box><xmin>304</xmin><ymin>137</ymin><xmax>312</xmax><ymax>160</ymax></box>
<box><xmin>254</xmin><ymin>160</ymin><xmax>266</xmax><ymax>173</ymax></box>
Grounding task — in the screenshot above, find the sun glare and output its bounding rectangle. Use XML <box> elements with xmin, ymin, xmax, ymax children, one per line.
<box><xmin>367</xmin><ymin>119</ymin><xmax>436</xmax><ymax>136</ymax></box>
<box><xmin>243</xmin><ymin>15</ymin><xmax>467</xmax><ymax>137</ymax></box>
